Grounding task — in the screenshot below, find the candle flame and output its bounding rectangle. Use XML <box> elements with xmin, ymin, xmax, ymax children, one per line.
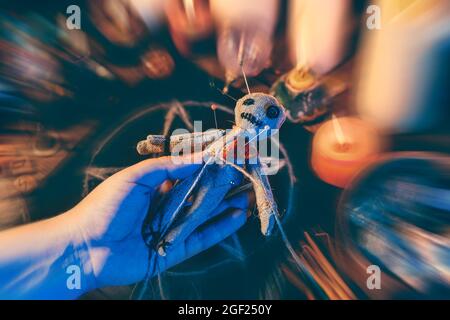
<box><xmin>331</xmin><ymin>114</ymin><xmax>347</xmax><ymax>146</ymax></box>
<box><xmin>237</xmin><ymin>32</ymin><xmax>246</xmax><ymax>66</ymax></box>
<box><xmin>235</xmin><ymin>32</ymin><xmax>251</xmax><ymax>94</ymax></box>
<box><xmin>183</xmin><ymin>0</ymin><xmax>196</xmax><ymax>25</ymax></box>
<box><xmin>295</xmin><ymin>8</ymin><xmax>309</xmax><ymax>70</ymax></box>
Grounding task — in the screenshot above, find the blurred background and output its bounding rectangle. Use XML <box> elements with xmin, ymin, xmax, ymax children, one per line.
<box><xmin>0</xmin><ymin>0</ymin><xmax>449</xmax><ymax>299</ymax></box>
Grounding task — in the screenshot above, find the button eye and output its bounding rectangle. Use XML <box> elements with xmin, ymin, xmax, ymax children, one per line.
<box><xmin>243</xmin><ymin>98</ymin><xmax>255</xmax><ymax>106</ymax></box>
<box><xmin>266</xmin><ymin>105</ymin><xmax>280</xmax><ymax>119</ymax></box>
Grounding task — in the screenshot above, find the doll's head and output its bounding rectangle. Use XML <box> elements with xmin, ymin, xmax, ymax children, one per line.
<box><xmin>235</xmin><ymin>93</ymin><xmax>286</xmax><ymax>132</ymax></box>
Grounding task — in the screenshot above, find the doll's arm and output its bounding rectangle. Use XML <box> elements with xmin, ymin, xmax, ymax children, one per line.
<box><xmin>137</xmin><ymin>130</ymin><xmax>225</xmax><ymax>155</ymax></box>
<box><xmin>137</xmin><ymin>135</ymin><xmax>167</xmax><ymax>154</ymax></box>
<box><xmin>247</xmin><ymin>160</ymin><xmax>277</xmax><ymax>236</ymax></box>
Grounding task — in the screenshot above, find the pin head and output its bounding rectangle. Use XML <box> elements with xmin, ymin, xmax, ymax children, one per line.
<box><xmin>235</xmin><ymin>93</ymin><xmax>286</xmax><ymax>132</ymax></box>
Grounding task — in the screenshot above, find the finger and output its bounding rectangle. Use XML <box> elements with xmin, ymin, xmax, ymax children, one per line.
<box><xmin>215</xmin><ymin>192</ymin><xmax>249</xmax><ymax>212</ymax></box>
<box><xmin>115</xmin><ymin>155</ymin><xmax>202</xmax><ymax>188</ymax></box>
<box><xmin>155</xmin><ymin>166</ymin><xmax>243</xmax><ymax>255</ymax></box>
<box><xmin>157</xmin><ymin>192</ymin><xmax>249</xmax><ymax>255</ymax></box>
<box><xmin>184</xmin><ymin>209</ymin><xmax>247</xmax><ymax>259</ymax></box>
<box><xmin>158</xmin><ymin>209</ymin><xmax>247</xmax><ymax>271</ymax></box>
<box><xmin>141</xmin><ymin>173</ymin><xmax>199</xmax><ymax>247</ymax></box>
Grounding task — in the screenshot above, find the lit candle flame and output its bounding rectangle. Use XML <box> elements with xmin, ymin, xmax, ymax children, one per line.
<box><xmin>295</xmin><ymin>6</ymin><xmax>309</xmax><ymax>71</ymax></box>
<box><xmin>331</xmin><ymin>114</ymin><xmax>347</xmax><ymax>147</ymax></box>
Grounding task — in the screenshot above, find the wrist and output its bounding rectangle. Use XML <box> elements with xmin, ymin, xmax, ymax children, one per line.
<box><xmin>57</xmin><ymin>209</ymin><xmax>98</xmax><ymax>296</ymax></box>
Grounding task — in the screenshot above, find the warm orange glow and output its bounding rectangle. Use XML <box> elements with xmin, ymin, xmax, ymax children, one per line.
<box><xmin>311</xmin><ymin>117</ymin><xmax>383</xmax><ymax>188</ymax></box>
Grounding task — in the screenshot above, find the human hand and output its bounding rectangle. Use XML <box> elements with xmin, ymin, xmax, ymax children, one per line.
<box><xmin>71</xmin><ymin>156</ymin><xmax>248</xmax><ymax>291</ymax></box>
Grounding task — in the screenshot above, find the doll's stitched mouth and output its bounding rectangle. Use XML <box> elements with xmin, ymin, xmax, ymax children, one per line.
<box><xmin>240</xmin><ymin>112</ymin><xmax>262</xmax><ymax>127</ymax></box>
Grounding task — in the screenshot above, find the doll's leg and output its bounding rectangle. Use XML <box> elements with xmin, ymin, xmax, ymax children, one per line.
<box><xmin>247</xmin><ymin>161</ymin><xmax>277</xmax><ymax>236</ymax></box>
<box><xmin>142</xmin><ymin>171</ymin><xmax>200</xmax><ymax>248</ymax></box>
<box><xmin>157</xmin><ymin>164</ymin><xmax>243</xmax><ymax>255</ymax></box>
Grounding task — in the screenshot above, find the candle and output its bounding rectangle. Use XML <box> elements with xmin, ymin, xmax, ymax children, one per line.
<box><xmin>270</xmin><ymin>68</ymin><xmax>327</xmax><ymax>127</ymax></box>
<box><xmin>270</xmin><ymin>67</ymin><xmax>347</xmax><ymax>130</ymax></box>
<box><xmin>311</xmin><ymin>116</ymin><xmax>384</xmax><ymax>188</ymax></box>
<box><xmin>288</xmin><ymin>0</ymin><xmax>352</xmax><ymax>75</ymax></box>
<box><xmin>165</xmin><ymin>0</ymin><xmax>214</xmax><ymax>56</ymax></box>
<box><xmin>211</xmin><ymin>0</ymin><xmax>279</xmax><ymax>86</ymax></box>
<box><xmin>88</xmin><ymin>0</ymin><xmax>148</xmax><ymax>47</ymax></box>
<box><xmin>356</xmin><ymin>0</ymin><xmax>450</xmax><ymax>133</ymax></box>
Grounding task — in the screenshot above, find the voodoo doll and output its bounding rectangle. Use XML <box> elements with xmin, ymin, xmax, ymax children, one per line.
<box><xmin>136</xmin><ymin>93</ymin><xmax>286</xmax><ymax>256</ymax></box>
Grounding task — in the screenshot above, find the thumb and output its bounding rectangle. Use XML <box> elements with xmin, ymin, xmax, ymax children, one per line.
<box><xmin>115</xmin><ymin>155</ymin><xmax>202</xmax><ymax>188</ymax></box>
